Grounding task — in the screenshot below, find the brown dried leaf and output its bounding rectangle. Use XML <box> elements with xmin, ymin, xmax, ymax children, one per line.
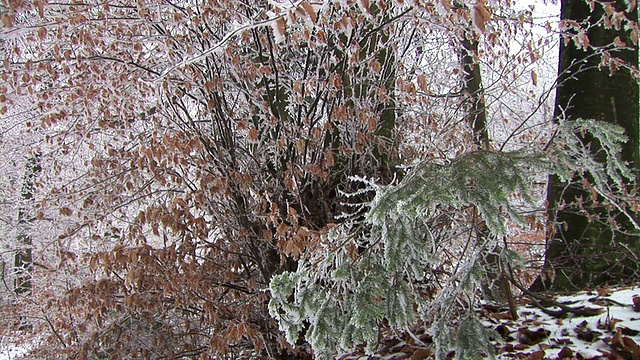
<box><xmin>632</xmin><ymin>295</ymin><xmax>640</xmax><ymax>312</ymax></box>
<box><xmin>518</xmin><ymin>328</ymin><xmax>550</xmax><ymax>345</ymax></box>
<box><xmin>34</xmin><ymin>0</ymin><xmax>44</xmax><ymax>17</ymax></box>
<box><xmin>490</xmin><ymin>311</ymin><xmax>513</xmax><ymax>320</ymax></box>
<box><xmin>274</xmin><ymin>17</ymin><xmax>286</xmax><ymax>41</ymax></box>
<box><xmin>417</xmin><ymin>74</ymin><xmax>428</xmax><ymax>92</ymax></box>
<box><xmin>300</xmin><ymin>1</ymin><xmax>317</xmax><ymax>23</ymax></box>
<box><xmin>367</xmin><ymin>116</ymin><xmax>378</xmax><ymax>132</ymax></box>
<box><xmin>597</xmin><ymin>286</ymin><xmax>613</xmax><ymax>297</ymax></box>
<box><xmin>204</xmin><ymin>80</ymin><xmax>215</xmax><ymax>92</ymax></box>
<box><xmin>473</xmin><ymin>0</ymin><xmax>491</xmax><ymax>33</ymax></box>
<box><xmin>288</xmin><ymin>206</ymin><xmax>299</xmax><ymax>225</ymax></box>
<box><xmin>440</xmin><ymin>0</ymin><xmax>452</xmax><ymax>11</ymax></box>
<box><xmin>501</xmin><ymin>343</ymin><xmax>515</xmax><ymax>352</ymax></box>
<box><xmin>248</xmin><ymin>128</ymin><xmax>259</xmax><ymax>142</ymax></box>
<box><xmin>624</xmin><ymin>336</ymin><xmax>640</xmax><ymax>359</ymax></box>
<box><xmin>360</xmin><ymin>0</ymin><xmax>371</xmax><ymax>13</ymax></box>
<box><xmin>324</xmin><ymin>149</ymin><xmax>335</xmax><ymax>167</ymax></box>
<box><xmin>70</xmin><ymin>13</ymin><xmax>87</xmax><ymax>25</ymax></box>
<box><xmin>553</xmin><ymin>337</ymin><xmax>573</xmax><ymax>345</ymax></box>
<box><xmin>410</xmin><ymin>348</ymin><xmax>432</xmax><ymax>360</ymax></box>
<box><xmin>370</xmin><ymin>59</ymin><xmax>382</xmax><ymax>74</ymax></box>
<box><xmin>1</xmin><ymin>13</ymin><xmax>14</xmax><ymax>28</ymax></box>
<box><xmin>608</xmin><ymin>329</ymin><xmax>640</xmax><ymax>359</ymax></box>
<box><xmin>37</xmin><ymin>26</ymin><xmax>47</xmax><ymax>40</ymax></box>
<box><xmin>531</xmin><ymin>70</ymin><xmax>538</xmax><ymax>86</ymax></box>
<box><xmin>619</xmin><ymin>326</ymin><xmax>640</xmax><ymax>336</ymax></box>
<box><xmin>575</xmin><ymin>320</ymin><xmax>601</xmax><ymax>342</ymax></box>
<box><xmin>557</xmin><ymin>346</ymin><xmax>573</xmax><ymax>359</ymax></box>
<box><xmin>528</xmin><ymin>350</ymin><xmax>545</xmax><ymax>360</ymax></box>
<box><xmin>514</xmin><ymin>343</ymin><xmax>529</xmax><ymax>350</ymax></box>
<box><xmin>613</xmin><ymin>36</ymin><xmax>627</xmax><ymax>48</ymax></box>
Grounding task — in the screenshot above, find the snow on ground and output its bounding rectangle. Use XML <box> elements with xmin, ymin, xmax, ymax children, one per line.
<box><xmin>486</xmin><ymin>286</ymin><xmax>640</xmax><ymax>359</ymax></box>
<box><xmin>2</xmin><ymin>287</ymin><xmax>639</xmax><ymax>359</ymax></box>
<box><xmin>339</xmin><ymin>285</ymin><xmax>640</xmax><ymax>359</ymax></box>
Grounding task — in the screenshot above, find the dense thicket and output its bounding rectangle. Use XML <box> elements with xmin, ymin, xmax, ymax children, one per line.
<box><xmin>0</xmin><ymin>0</ymin><xmax>638</xmax><ymax>359</ymax></box>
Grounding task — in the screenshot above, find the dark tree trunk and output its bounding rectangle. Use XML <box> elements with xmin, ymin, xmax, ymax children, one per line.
<box><xmin>13</xmin><ymin>155</ymin><xmax>40</xmax><ymax>330</ymax></box>
<box><xmin>461</xmin><ymin>33</ymin><xmax>517</xmax><ymax>318</ymax></box>
<box><xmin>461</xmin><ymin>36</ymin><xmax>491</xmax><ymax>150</ymax></box>
<box><xmin>535</xmin><ymin>0</ymin><xmax>639</xmax><ymax>291</ymax></box>
<box><xmin>14</xmin><ymin>155</ymin><xmax>40</xmax><ymax>297</ymax></box>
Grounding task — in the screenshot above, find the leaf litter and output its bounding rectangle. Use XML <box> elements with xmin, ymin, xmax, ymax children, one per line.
<box><xmin>339</xmin><ymin>285</ymin><xmax>640</xmax><ymax>360</ymax></box>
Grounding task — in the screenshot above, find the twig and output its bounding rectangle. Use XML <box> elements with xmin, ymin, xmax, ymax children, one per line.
<box><xmin>510</xmin><ymin>277</ymin><xmax>603</xmax><ymax>317</ymax></box>
<box><xmin>156</xmin><ymin>11</ymin><xmax>281</xmax><ymax>80</ymax></box>
<box><xmin>42</xmin><ymin>311</ymin><xmax>67</xmax><ymax>348</ymax></box>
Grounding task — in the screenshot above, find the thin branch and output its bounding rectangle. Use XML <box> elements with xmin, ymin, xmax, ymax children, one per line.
<box><xmin>156</xmin><ymin>10</ymin><xmax>280</xmax><ymax>80</ymax></box>
<box><xmin>43</xmin><ymin>311</ymin><xmax>67</xmax><ymax>348</ymax></box>
<box><xmin>510</xmin><ymin>274</ymin><xmax>603</xmax><ymax>317</ymax></box>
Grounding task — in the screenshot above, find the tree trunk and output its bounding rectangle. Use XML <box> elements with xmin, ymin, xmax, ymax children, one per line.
<box><xmin>461</xmin><ymin>36</ymin><xmax>491</xmax><ymax>151</ymax></box>
<box><xmin>461</xmin><ymin>33</ymin><xmax>517</xmax><ymax>317</ymax></box>
<box><xmin>14</xmin><ymin>155</ymin><xmax>40</xmax><ymax>297</ymax></box>
<box><xmin>534</xmin><ymin>0</ymin><xmax>639</xmax><ymax>291</ymax></box>
<box><xmin>14</xmin><ymin>155</ymin><xmax>40</xmax><ymax>330</ymax></box>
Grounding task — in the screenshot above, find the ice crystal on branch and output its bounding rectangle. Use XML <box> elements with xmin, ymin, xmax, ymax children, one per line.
<box><xmin>270</xmin><ymin>150</ymin><xmax>545</xmax><ymax>358</ymax></box>
<box><xmin>551</xmin><ymin>119</ymin><xmax>639</xmax><ymax>230</ymax></box>
<box><xmin>270</xmin><ymin>119</ymin><xmax>639</xmax><ymax>359</ymax></box>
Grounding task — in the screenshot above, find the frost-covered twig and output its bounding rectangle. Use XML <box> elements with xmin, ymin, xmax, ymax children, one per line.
<box><xmin>156</xmin><ymin>12</ymin><xmax>283</xmax><ymax>80</ymax></box>
<box><xmin>511</xmin><ymin>276</ymin><xmax>603</xmax><ymax>317</ymax></box>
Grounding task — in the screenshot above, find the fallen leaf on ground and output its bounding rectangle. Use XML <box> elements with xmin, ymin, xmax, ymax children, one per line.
<box><xmin>557</xmin><ymin>346</ymin><xmax>573</xmax><ymax>359</ymax></box>
<box><xmin>552</xmin><ymin>337</ymin><xmax>573</xmax><ymax>345</ymax></box>
<box><xmin>575</xmin><ymin>320</ymin><xmax>602</xmax><ymax>342</ymax></box>
<box><xmin>597</xmin><ymin>286</ymin><xmax>613</xmax><ymax>297</ymax></box>
<box><xmin>410</xmin><ymin>348</ymin><xmax>432</xmax><ymax>360</ymax></box>
<box><xmin>518</xmin><ymin>328</ymin><xmax>550</xmax><ymax>345</ymax></box>
<box><xmin>618</xmin><ymin>326</ymin><xmax>640</xmax><ymax>336</ymax></box>
<box><xmin>528</xmin><ymin>349</ymin><xmax>545</xmax><ymax>360</ymax></box>
<box><xmin>633</xmin><ymin>296</ymin><xmax>640</xmax><ymax>312</ymax></box>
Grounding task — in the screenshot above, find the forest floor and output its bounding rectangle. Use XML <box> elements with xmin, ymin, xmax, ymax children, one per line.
<box><xmin>339</xmin><ymin>285</ymin><xmax>640</xmax><ymax>360</ymax></box>
<box><xmin>1</xmin><ymin>286</ymin><xmax>638</xmax><ymax>359</ymax></box>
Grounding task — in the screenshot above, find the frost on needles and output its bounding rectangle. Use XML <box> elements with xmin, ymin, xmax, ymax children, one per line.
<box><xmin>269</xmin><ymin>119</ymin><xmax>636</xmax><ymax>359</ymax></box>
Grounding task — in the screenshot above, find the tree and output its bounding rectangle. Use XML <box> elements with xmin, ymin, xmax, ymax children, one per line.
<box><xmin>534</xmin><ymin>0</ymin><xmax>640</xmax><ymax>291</ymax></box>
<box><xmin>3</xmin><ymin>0</ymin><xmax>611</xmax><ymax>359</ymax></box>
<box><xmin>269</xmin><ymin>1</ymin><xmax>640</xmax><ymax>358</ymax></box>
<box><xmin>1</xmin><ymin>0</ymin><xmax>406</xmax><ymax>358</ymax></box>
<box><xmin>268</xmin><ymin>2</ymin><xmax>562</xmax><ymax>359</ymax></box>
<box><xmin>14</xmin><ymin>155</ymin><xmax>40</xmax><ymax>296</ymax></box>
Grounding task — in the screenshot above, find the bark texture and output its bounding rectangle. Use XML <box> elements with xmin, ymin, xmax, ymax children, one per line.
<box><xmin>537</xmin><ymin>0</ymin><xmax>639</xmax><ymax>291</ymax></box>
